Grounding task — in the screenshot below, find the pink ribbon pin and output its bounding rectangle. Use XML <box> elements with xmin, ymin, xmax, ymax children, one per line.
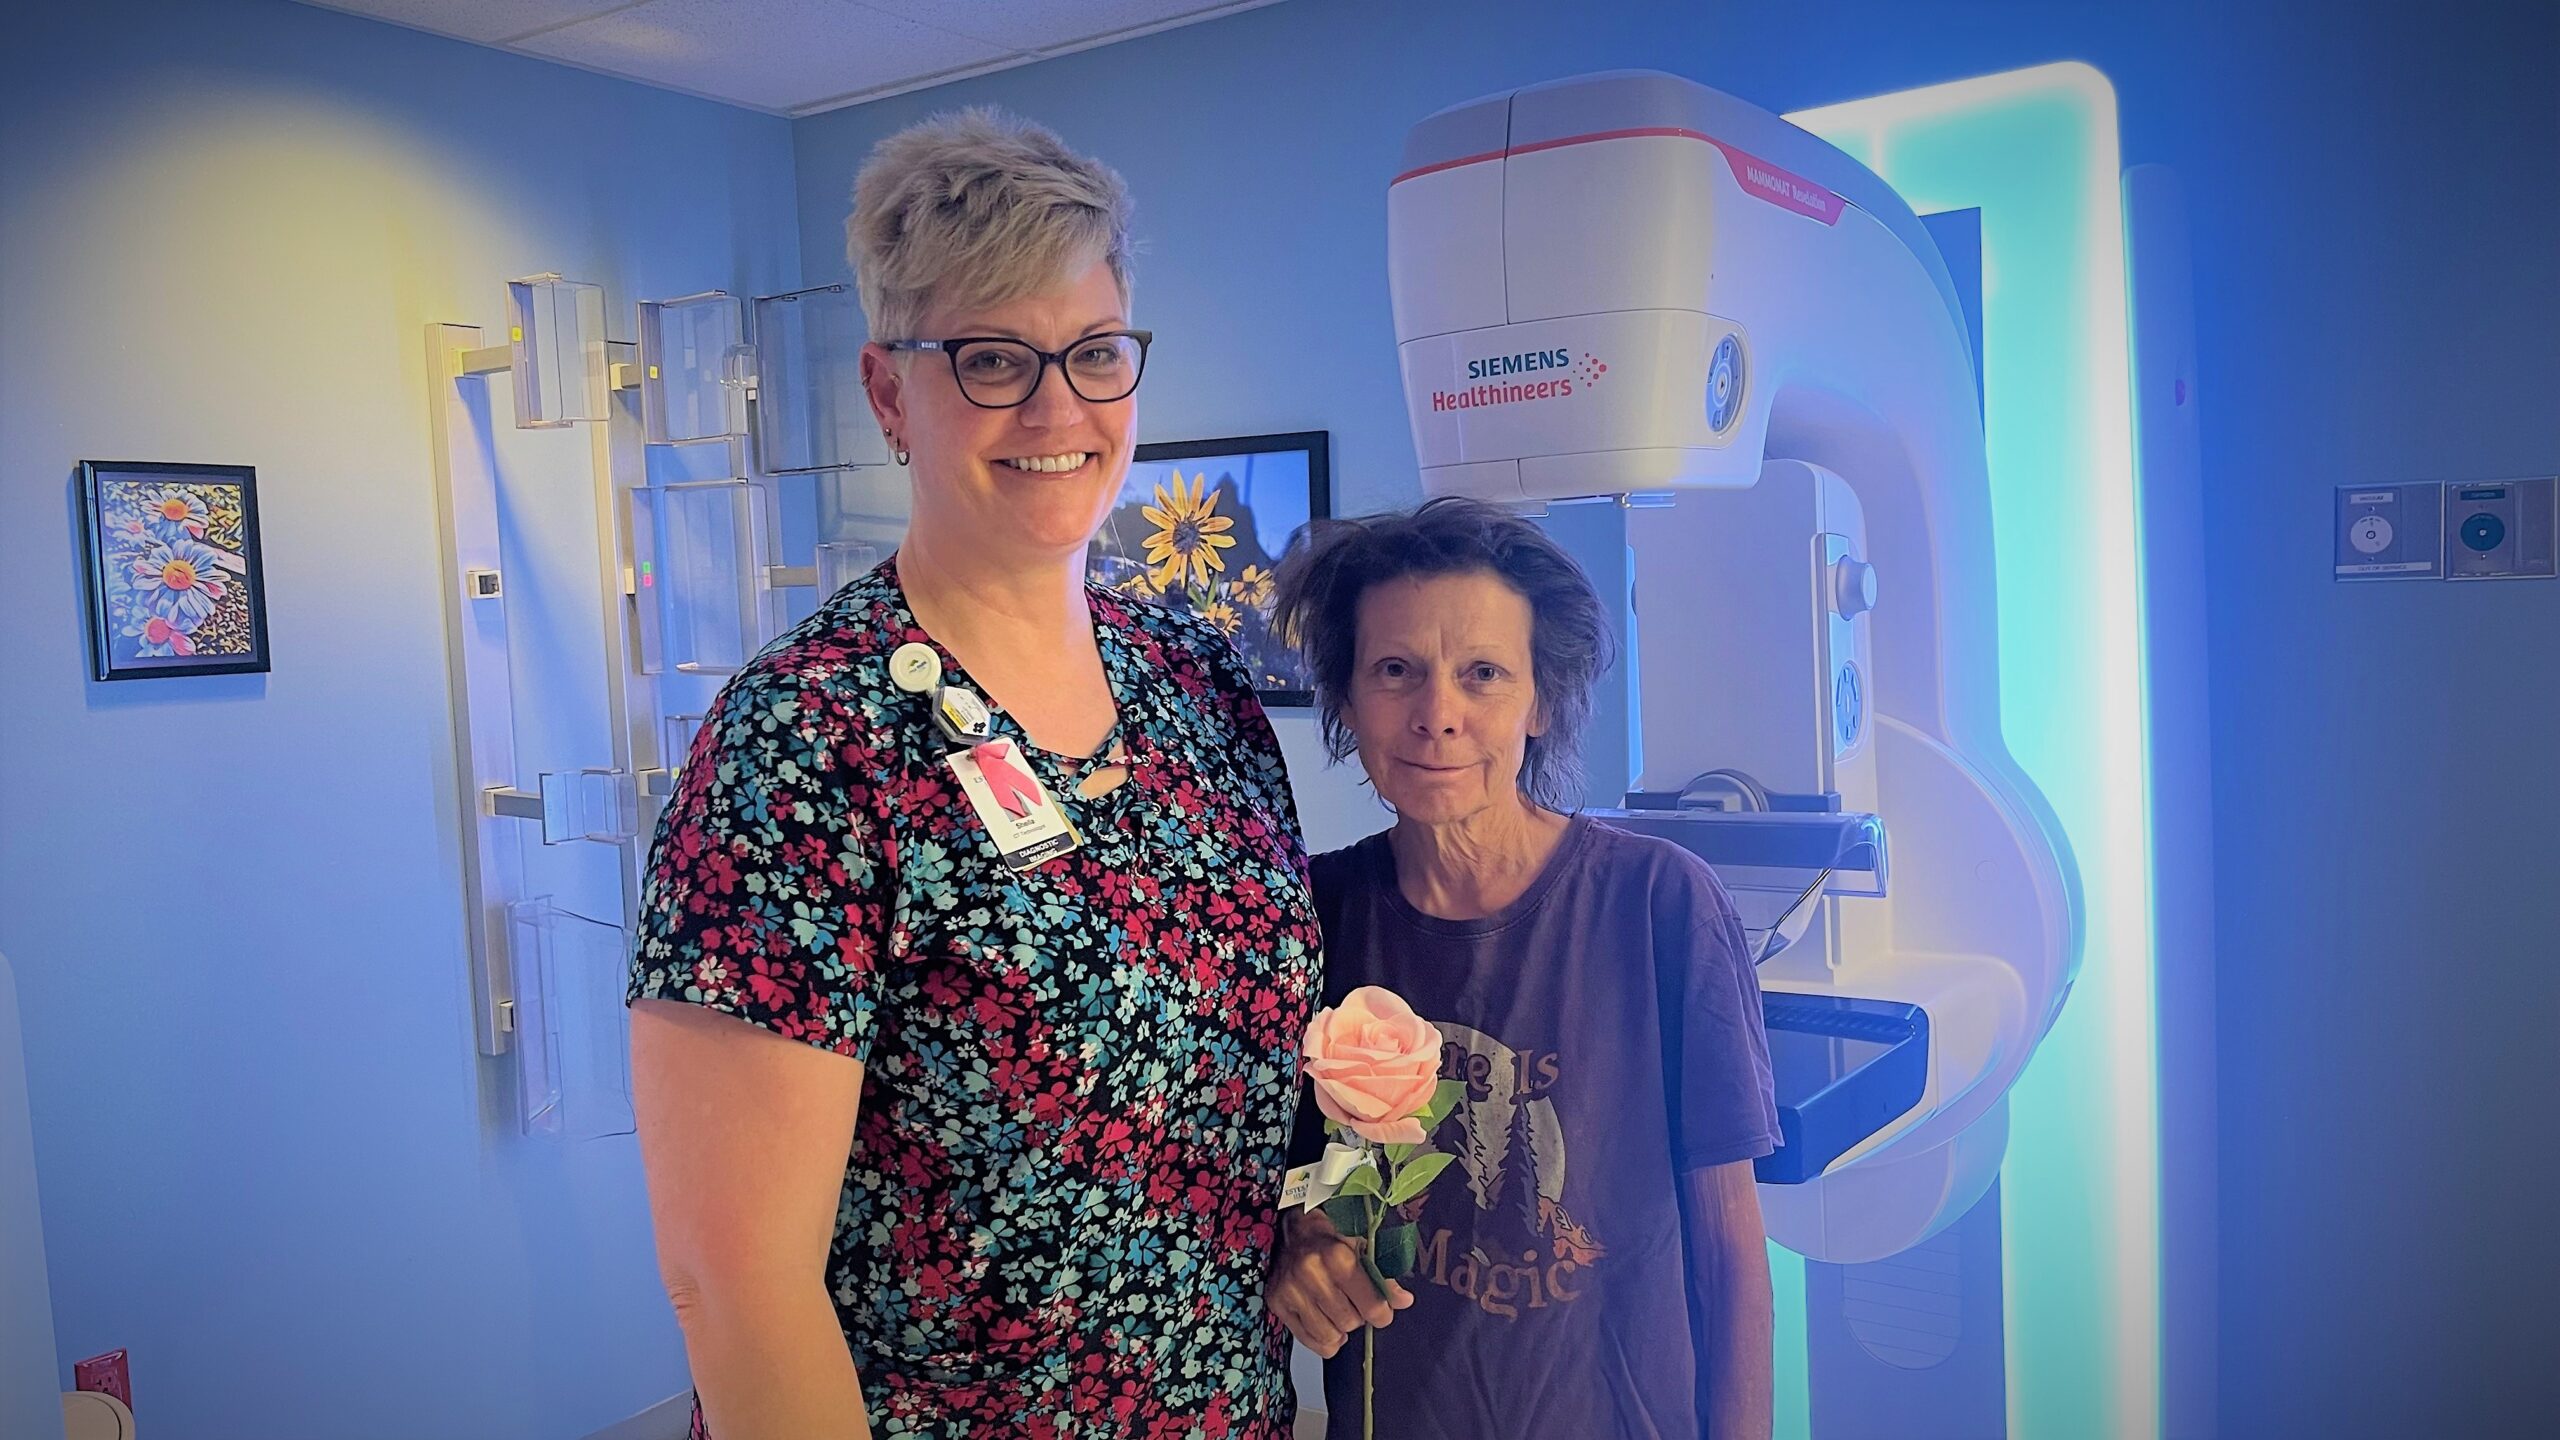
<box><xmin>973</xmin><ymin>740</ymin><xmax>1043</xmax><ymax>818</ymax></box>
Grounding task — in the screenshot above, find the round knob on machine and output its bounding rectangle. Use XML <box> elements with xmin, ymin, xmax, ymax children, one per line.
<box><xmin>1832</xmin><ymin>557</ymin><xmax>1878</xmax><ymax>618</ymax></box>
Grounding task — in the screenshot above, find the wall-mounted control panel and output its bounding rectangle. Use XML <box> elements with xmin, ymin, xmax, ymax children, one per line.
<box><xmin>2335</xmin><ymin>479</ymin><xmax>2556</xmax><ymax>582</ymax></box>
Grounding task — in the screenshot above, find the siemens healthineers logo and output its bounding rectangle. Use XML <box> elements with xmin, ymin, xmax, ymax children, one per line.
<box><xmin>1433</xmin><ymin>347</ymin><xmax>1608</xmax><ymax>412</ymax></box>
<box><xmin>1467</xmin><ymin>348</ymin><xmax>1571</xmax><ymax>380</ymax></box>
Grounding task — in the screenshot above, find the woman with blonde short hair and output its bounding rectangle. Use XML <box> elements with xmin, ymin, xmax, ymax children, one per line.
<box><xmin>629</xmin><ymin>108</ymin><xmax>1321</xmax><ymax>1440</ymax></box>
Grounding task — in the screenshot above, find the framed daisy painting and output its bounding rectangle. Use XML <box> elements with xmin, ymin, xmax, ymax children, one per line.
<box><xmin>76</xmin><ymin>461</ymin><xmax>273</xmax><ymax>681</ymax></box>
<box><xmin>1092</xmin><ymin>431</ymin><xmax>1330</xmax><ymax>707</ymax></box>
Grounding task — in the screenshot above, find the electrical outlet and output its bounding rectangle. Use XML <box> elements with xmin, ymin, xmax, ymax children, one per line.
<box><xmin>74</xmin><ymin>1349</ymin><xmax>131</xmax><ymax>1410</ymax></box>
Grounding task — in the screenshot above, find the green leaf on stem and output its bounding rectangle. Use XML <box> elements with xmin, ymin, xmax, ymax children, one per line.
<box><xmin>1413</xmin><ymin>1080</ymin><xmax>1466</xmax><ymax>1133</ymax></box>
<box><xmin>1321</xmin><ymin>1194</ymin><xmax>1375</xmax><ymax>1239</ymax></box>
<box><xmin>1334</xmin><ymin>1161</ymin><xmax>1383</xmax><ymax>1200</ymax></box>
<box><xmin>1384</xmin><ymin>1151</ymin><xmax>1454</xmax><ymax>1205</ymax></box>
<box><xmin>1372</xmin><ymin>1222</ymin><xmax>1419</xmax><ymax>1280</ymax></box>
<box><xmin>1358</xmin><ymin>1243</ymin><xmax>1391</xmax><ymax>1296</ymax></box>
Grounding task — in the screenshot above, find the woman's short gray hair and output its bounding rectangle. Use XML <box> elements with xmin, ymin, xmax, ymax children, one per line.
<box><xmin>846</xmin><ymin>107</ymin><xmax>1135</xmax><ymax>341</ymax></box>
<box><xmin>1271</xmin><ymin>497</ymin><xmax>1618</xmax><ymax>813</ymax></box>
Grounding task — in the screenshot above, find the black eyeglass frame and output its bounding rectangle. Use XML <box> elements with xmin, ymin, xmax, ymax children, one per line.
<box><xmin>882</xmin><ymin>329</ymin><xmax>1154</xmax><ymax>409</ymax></box>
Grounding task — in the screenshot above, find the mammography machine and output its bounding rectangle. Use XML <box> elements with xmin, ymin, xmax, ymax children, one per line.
<box><xmin>1388</xmin><ymin>68</ymin><xmax>2207</xmax><ymax>1439</ymax></box>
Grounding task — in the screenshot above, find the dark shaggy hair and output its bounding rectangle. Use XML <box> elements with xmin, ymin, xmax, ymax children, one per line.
<box><xmin>1270</xmin><ymin>497</ymin><xmax>1615</xmax><ymax>813</ymax></box>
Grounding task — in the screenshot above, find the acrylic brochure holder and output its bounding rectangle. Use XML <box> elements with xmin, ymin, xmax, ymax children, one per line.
<box><xmin>639</xmin><ymin>291</ymin><xmax>751</xmax><ymax>446</ymax></box>
<box><xmin>508</xmin><ymin>274</ymin><xmax>609</xmax><ymax>430</ymax></box>
<box><xmin>427</xmin><ymin>273</ymin><xmax>887</xmax><ymax>1137</ymax></box>
<box><xmin>753</xmin><ymin>285</ymin><xmax>884</xmax><ymax>474</ymax></box>
<box><xmin>644</xmin><ymin>477</ymin><xmax>777</xmax><ymax>676</ymax></box>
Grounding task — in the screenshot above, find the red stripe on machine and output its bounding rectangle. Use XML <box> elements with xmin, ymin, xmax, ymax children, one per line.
<box><xmin>1392</xmin><ymin>126</ymin><xmax>1846</xmax><ymax>226</ymax></box>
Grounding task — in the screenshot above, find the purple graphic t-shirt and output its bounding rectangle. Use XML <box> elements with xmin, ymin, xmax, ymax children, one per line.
<box><xmin>1301</xmin><ymin>815</ymin><xmax>1779</xmax><ymax>1440</ymax></box>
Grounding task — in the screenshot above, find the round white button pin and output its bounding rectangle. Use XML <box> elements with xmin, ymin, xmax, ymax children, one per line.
<box><xmin>889</xmin><ymin>642</ymin><xmax>942</xmax><ymax>694</ymax></box>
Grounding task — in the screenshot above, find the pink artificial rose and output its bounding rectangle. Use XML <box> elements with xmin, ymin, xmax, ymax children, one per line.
<box><xmin>1302</xmin><ymin>985</ymin><xmax>1442</xmax><ymax>1145</ymax></box>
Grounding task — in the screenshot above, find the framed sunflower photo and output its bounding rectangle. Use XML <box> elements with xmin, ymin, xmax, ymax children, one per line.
<box><xmin>1094</xmin><ymin>431</ymin><xmax>1330</xmax><ymax>706</ymax></box>
<box><xmin>76</xmin><ymin>460</ymin><xmax>273</xmax><ymax>681</ymax></box>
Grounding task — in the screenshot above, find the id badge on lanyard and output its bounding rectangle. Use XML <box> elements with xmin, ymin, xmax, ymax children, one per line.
<box><xmin>948</xmin><ymin>737</ymin><xmax>1080</xmax><ymax>870</ymax></box>
<box><xmin>892</xmin><ymin>641</ymin><xmax>1081</xmax><ymax>870</ymax></box>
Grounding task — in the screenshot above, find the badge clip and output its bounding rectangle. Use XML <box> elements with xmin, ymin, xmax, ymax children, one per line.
<box><xmin>932</xmin><ymin>684</ymin><xmax>994</xmax><ymax>744</ymax></box>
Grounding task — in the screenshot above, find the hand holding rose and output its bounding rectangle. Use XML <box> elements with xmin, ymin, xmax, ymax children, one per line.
<box><xmin>1275</xmin><ymin>986</ymin><xmax>1465</xmax><ymax>1440</ymax></box>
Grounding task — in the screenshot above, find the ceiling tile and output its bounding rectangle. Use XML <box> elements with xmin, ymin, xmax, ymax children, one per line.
<box><xmin>514</xmin><ymin>0</ymin><xmax>1012</xmax><ymax>113</ymax></box>
<box><xmin>296</xmin><ymin>1</ymin><xmax>644</xmax><ymax>46</ymax></box>
<box><xmin>857</xmin><ymin>0</ymin><xmax>1255</xmax><ymax>55</ymax></box>
<box><xmin>291</xmin><ymin>0</ymin><xmax>1290</xmax><ymax>115</ymax></box>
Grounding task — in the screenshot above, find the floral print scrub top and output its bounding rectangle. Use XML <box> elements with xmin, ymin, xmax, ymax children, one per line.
<box><xmin>630</xmin><ymin>557</ymin><xmax>1322</xmax><ymax>1439</ymax></box>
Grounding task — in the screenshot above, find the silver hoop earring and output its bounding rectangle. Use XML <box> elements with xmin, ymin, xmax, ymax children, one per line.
<box><xmin>895</xmin><ymin>446</ymin><xmax>911</xmax><ymax>467</ymax></box>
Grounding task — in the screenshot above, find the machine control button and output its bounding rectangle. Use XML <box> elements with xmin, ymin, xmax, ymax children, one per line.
<box><xmin>2461</xmin><ymin>512</ymin><xmax>2506</xmax><ymax>552</ymax></box>
<box><xmin>1832</xmin><ymin>557</ymin><xmax>1878</xmax><ymax>618</ymax></box>
<box><xmin>1834</xmin><ymin>663</ymin><xmax>1864</xmax><ymax>748</ymax></box>
<box><xmin>2349</xmin><ymin>514</ymin><xmax>2394</xmax><ymax>555</ymax></box>
<box><xmin>1706</xmin><ymin>334</ymin><xmax>1745</xmax><ymax>432</ymax></box>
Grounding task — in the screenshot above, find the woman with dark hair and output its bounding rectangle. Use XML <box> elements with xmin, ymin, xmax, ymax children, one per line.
<box><xmin>1264</xmin><ymin>496</ymin><xmax>1780</xmax><ymax>1440</ymax></box>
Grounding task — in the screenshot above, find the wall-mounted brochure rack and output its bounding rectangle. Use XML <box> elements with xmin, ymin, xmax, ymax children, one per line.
<box><xmin>426</xmin><ymin>270</ymin><xmax>888</xmax><ymax>1137</ymax></box>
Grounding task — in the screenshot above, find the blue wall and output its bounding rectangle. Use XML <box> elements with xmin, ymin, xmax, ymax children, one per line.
<box><xmin>0</xmin><ymin>0</ymin><xmax>799</xmax><ymax>1433</ymax></box>
<box><xmin>793</xmin><ymin>2</ymin><xmax>2560</xmax><ymax>1436</ymax></box>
